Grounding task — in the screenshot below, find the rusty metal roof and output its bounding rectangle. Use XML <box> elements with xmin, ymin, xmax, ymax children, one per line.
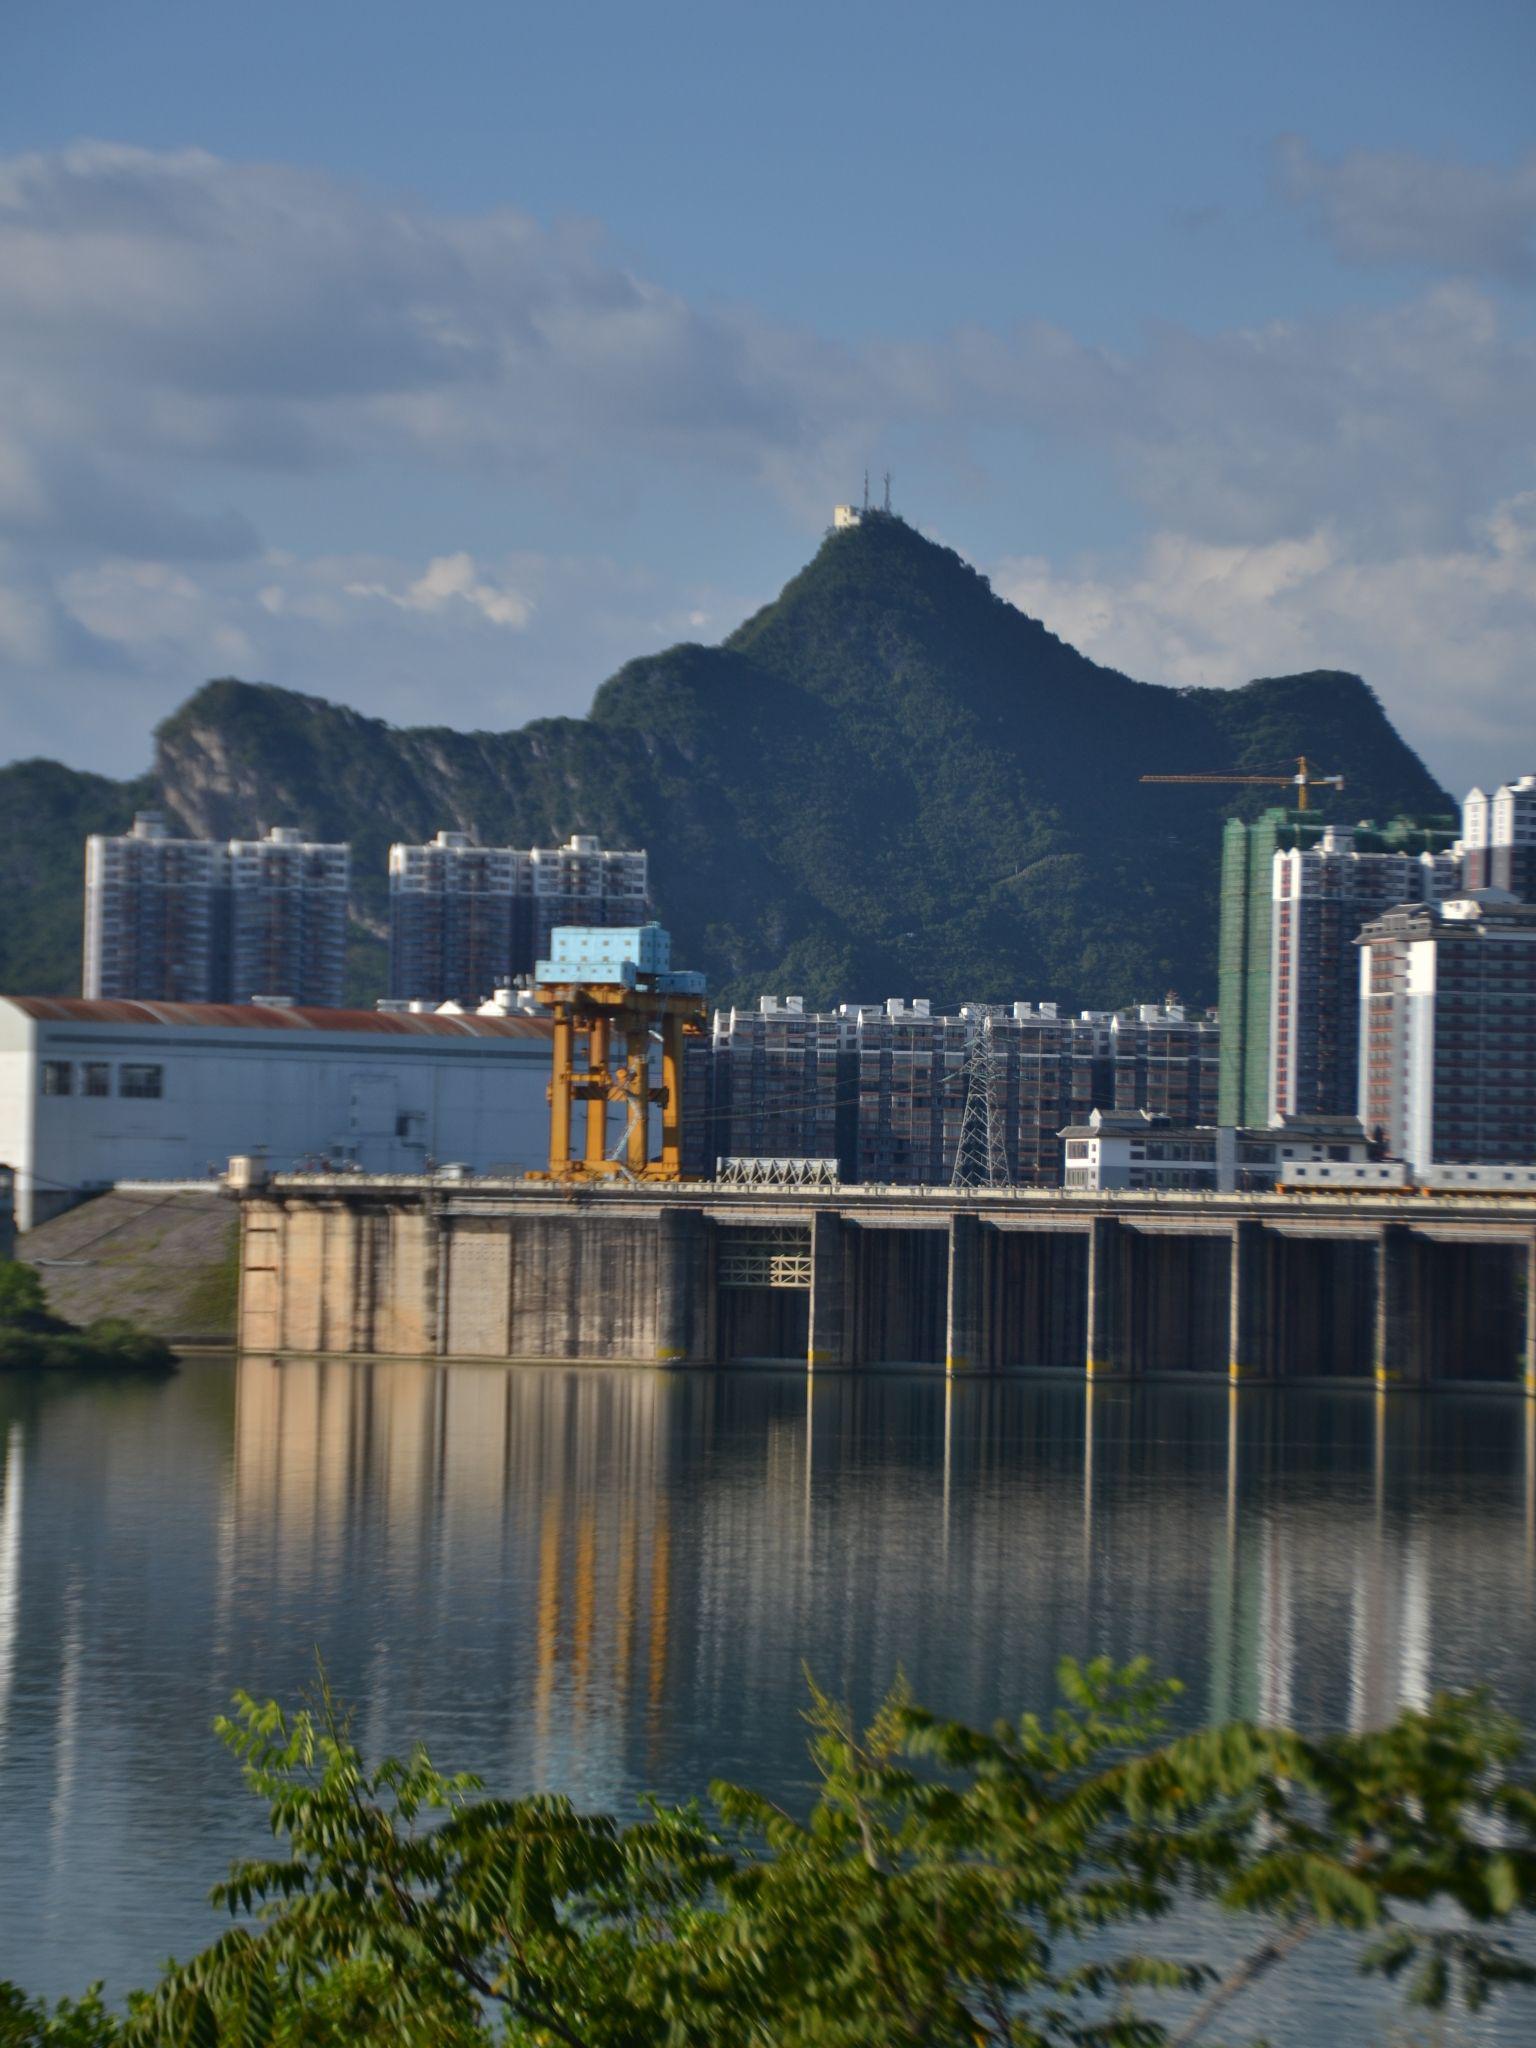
<box><xmin>4</xmin><ymin>996</ymin><xmax>553</xmax><ymax>1040</ymax></box>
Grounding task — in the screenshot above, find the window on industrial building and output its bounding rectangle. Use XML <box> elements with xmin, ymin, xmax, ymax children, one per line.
<box><xmin>119</xmin><ymin>1063</ymin><xmax>164</xmax><ymax>1100</ymax></box>
<box><xmin>40</xmin><ymin>1060</ymin><xmax>72</xmax><ymax>1096</ymax></box>
<box><xmin>82</xmin><ymin>1062</ymin><xmax>112</xmax><ymax>1098</ymax></box>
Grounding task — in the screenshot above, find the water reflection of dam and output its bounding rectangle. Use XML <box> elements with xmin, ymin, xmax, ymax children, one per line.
<box><xmin>230</xmin><ymin>1359</ymin><xmax>679</xmax><ymax>1785</ymax></box>
<box><xmin>2</xmin><ymin>1360</ymin><xmax>1536</xmax><ymax>2008</ymax></box>
<box><xmin>225</xmin><ymin>1361</ymin><xmax>1536</xmax><ymax>1770</ymax></box>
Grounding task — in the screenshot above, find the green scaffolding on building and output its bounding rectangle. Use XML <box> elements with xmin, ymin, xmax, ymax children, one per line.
<box><xmin>1218</xmin><ymin>810</ymin><xmax>1316</xmax><ymax>1127</ymax></box>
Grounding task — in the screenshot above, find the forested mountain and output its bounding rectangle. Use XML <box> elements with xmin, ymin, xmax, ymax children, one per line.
<box><xmin>0</xmin><ymin>514</ymin><xmax>1452</xmax><ymax>1007</ymax></box>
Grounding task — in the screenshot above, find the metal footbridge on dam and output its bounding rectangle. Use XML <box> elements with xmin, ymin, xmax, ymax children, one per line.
<box><xmin>236</xmin><ymin>1177</ymin><xmax>1536</xmax><ymax>1391</ymax></box>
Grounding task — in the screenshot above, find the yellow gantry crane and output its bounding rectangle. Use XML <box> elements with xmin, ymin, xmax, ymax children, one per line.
<box><xmin>1140</xmin><ymin>754</ymin><xmax>1345</xmax><ymax>811</ymax></box>
<box><xmin>525</xmin><ymin>924</ymin><xmax>708</xmax><ymax>1183</ymax></box>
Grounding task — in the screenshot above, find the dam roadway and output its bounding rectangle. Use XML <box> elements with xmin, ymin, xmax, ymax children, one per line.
<box><xmin>235</xmin><ymin>1175</ymin><xmax>1536</xmax><ymax>1390</ymax></box>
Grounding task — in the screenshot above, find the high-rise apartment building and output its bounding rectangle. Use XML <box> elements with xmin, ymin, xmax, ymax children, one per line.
<box><xmin>83</xmin><ymin>811</ymin><xmax>226</xmax><ymax>1002</ymax></box>
<box><xmin>1110</xmin><ymin>1003</ymin><xmax>1219</xmax><ymax>1125</ymax></box>
<box><xmin>529</xmin><ymin>834</ymin><xmax>649</xmax><ymax>965</ymax></box>
<box><xmin>389</xmin><ymin>833</ymin><xmax>519</xmax><ymax>1004</ymax></box>
<box><xmin>1219</xmin><ymin>808</ymin><xmax>1459</xmax><ymax>1126</ymax></box>
<box><xmin>1463</xmin><ymin>776</ymin><xmax>1536</xmax><ymax>899</ymax></box>
<box><xmin>706</xmin><ymin>996</ymin><xmax>1216</xmax><ymax>1188</ymax></box>
<box><xmin>1005</xmin><ymin>1003</ymin><xmax>1109</xmax><ymax>1185</ymax></box>
<box><xmin>846</xmin><ymin>999</ymin><xmax>970</xmax><ymax>1184</ymax></box>
<box><xmin>226</xmin><ymin>828</ymin><xmax>351</xmax><ymax>1007</ymax></box>
<box><xmin>386</xmin><ymin>831</ymin><xmax>649</xmax><ymax>1004</ymax></box>
<box><xmin>711</xmin><ymin>996</ymin><xmax>852</xmax><ymax>1170</ymax></box>
<box><xmin>1270</xmin><ymin>827</ymin><xmax>1461</xmax><ymax>1122</ymax></box>
<box><xmin>85</xmin><ymin>815</ymin><xmax>350</xmax><ymax>1007</ymax></box>
<box><xmin>1358</xmin><ymin>894</ymin><xmax>1536</xmax><ymax>1172</ymax></box>
<box><xmin>1219</xmin><ymin>809</ymin><xmax>1327</xmax><ymax>1126</ymax></box>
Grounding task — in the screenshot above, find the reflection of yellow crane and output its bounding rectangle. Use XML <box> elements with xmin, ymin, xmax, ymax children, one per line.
<box><xmin>1140</xmin><ymin>754</ymin><xmax>1345</xmax><ymax>812</ymax></box>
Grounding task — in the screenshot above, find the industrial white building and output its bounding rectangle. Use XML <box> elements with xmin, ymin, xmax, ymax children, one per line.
<box><xmin>0</xmin><ymin>996</ymin><xmax>553</xmax><ymax>1230</ymax></box>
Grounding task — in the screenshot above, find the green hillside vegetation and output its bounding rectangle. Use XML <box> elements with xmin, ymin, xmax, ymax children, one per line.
<box><xmin>0</xmin><ymin>515</ymin><xmax>1451</xmax><ymax>1010</ymax></box>
<box><xmin>0</xmin><ymin>759</ymin><xmax>153</xmax><ymax>995</ymax></box>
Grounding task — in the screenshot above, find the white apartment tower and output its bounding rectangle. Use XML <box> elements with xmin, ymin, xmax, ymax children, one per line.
<box><xmin>712</xmin><ymin>995</ymin><xmax>850</xmax><ymax>1169</ymax></box>
<box><xmin>386</xmin><ymin>831</ymin><xmax>649</xmax><ymax>1004</ymax></box>
<box><xmin>1463</xmin><ymin>775</ymin><xmax>1536</xmax><ymax>899</ymax></box>
<box><xmin>846</xmin><ymin>999</ymin><xmax>971</xmax><ymax>1185</ymax></box>
<box><xmin>529</xmin><ymin>834</ymin><xmax>649</xmax><ymax>964</ymax></box>
<box><xmin>1269</xmin><ymin>827</ymin><xmax>1460</xmax><ymax>1123</ymax></box>
<box><xmin>1358</xmin><ymin>894</ymin><xmax>1536</xmax><ymax>1172</ymax></box>
<box><xmin>84</xmin><ymin>811</ymin><xmax>226</xmax><ymax>1003</ymax></box>
<box><xmin>388</xmin><ymin>832</ymin><xmax>520</xmax><ymax>1004</ymax></box>
<box><xmin>226</xmin><ymin>828</ymin><xmax>351</xmax><ymax>1007</ymax></box>
<box><xmin>84</xmin><ymin>814</ymin><xmax>351</xmax><ymax>1008</ymax></box>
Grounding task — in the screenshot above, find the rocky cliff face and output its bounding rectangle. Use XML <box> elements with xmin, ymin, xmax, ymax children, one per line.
<box><xmin>0</xmin><ymin>515</ymin><xmax>1453</xmax><ymax>1004</ymax></box>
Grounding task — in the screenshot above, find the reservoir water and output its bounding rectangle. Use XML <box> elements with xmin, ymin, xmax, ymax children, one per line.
<box><xmin>1</xmin><ymin>1356</ymin><xmax>1535</xmax><ymax>2041</ymax></box>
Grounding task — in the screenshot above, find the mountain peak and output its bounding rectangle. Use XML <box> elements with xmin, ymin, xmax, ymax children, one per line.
<box><xmin>0</xmin><ymin>524</ymin><xmax>1453</xmax><ymax>1006</ymax></box>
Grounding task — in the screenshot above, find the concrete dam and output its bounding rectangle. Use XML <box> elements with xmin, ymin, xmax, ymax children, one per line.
<box><xmin>235</xmin><ymin>1176</ymin><xmax>1536</xmax><ymax>1390</ymax></box>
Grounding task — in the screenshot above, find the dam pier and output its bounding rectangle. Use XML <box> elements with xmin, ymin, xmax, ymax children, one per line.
<box><xmin>236</xmin><ymin>1177</ymin><xmax>1536</xmax><ymax>1391</ymax></box>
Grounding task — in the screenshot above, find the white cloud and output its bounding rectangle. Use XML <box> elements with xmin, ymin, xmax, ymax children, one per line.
<box><xmin>345</xmin><ymin>552</ymin><xmax>533</xmax><ymax>630</ymax></box>
<box><xmin>994</xmin><ymin>494</ymin><xmax>1536</xmax><ymax>794</ymax></box>
<box><xmin>0</xmin><ymin>141</ymin><xmax>867</xmax><ymax>503</ymax></box>
<box><xmin>1</xmin><ymin>138</ymin><xmax>1535</xmax><ymax>785</ymax></box>
<box><xmin>8</xmin><ymin>137</ymin><xmax>1527</xmax><ymax>571</ymax></box>
<box><xmin>0</xmin><ymin>540</ymin><xmax>757</xmax><ymax>769</ymax></box>
<box><xmin>1278</xmin><ymin>138</ymin><xmax>1536</xmax><ymax>285</ymax></box>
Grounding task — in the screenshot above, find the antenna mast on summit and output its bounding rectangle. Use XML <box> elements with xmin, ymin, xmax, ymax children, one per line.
<box><xmin>862</xmin><ymin>469</ymin><xmax>870</xmax><ymax>512</ymax></box>
<box><xmin>883</xmin><ymin>469</ymin><xmax>892</xmax><ymax>514</ymax></box>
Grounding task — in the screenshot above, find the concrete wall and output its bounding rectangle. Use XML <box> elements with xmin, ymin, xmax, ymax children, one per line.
<box><xmin>240</xmin><ymin>1197</ymin><xmax>663</xmax><ymax>1363</ymax></box>
<box><xmin>237</xmin><ymin>1184</ymin><xmax>1536</xmax><ymax>1391</ymax></box>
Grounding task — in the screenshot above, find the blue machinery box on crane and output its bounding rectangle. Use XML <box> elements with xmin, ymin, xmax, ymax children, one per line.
<box><xmin>535</xmin><ymin>923</ymin><xmax>705</xmax><ymax>995</ymax></box>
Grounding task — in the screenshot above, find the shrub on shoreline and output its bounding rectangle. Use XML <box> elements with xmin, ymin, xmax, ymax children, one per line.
<box><xmin>0</xmin><ymin>1262</ymin><xmax>174</xmax><ymax>1373</ymax></box>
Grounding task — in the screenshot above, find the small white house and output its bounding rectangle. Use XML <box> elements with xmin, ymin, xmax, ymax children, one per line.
<box><xmin>0</xmin><ymin>997</ymin><xmax>554</xmax><ymax>1229</ymax></box>
<box><xmin>1060</xmin><ymin>1110</ymin><xmax>1376</xmax><ymax>1194</ymax></box>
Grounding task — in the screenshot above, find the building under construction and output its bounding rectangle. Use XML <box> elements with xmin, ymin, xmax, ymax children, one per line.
<box><xmin>1217</xmin><ymin>808</ymin><xmax>1459</xmax><ymax>1127</ymax></box>
<box><xmin>1271</xmin><ymin>827</ymin><xmax>1461</xmax><ymax>1124</ymax></box>
<box><xmin>388</xmin><ymin>831</ymin><xmax>649</xmax><ymax>1005</ymax></box>
<box><xmin>710</xmin><ymin>997</ymin><xmax>853</xmax><ymax>1175</ymax></box>
<box><xmin>707</xmin><ymin>994</ymin><xmax>1217</xmax><ymax>1189</ymax></box>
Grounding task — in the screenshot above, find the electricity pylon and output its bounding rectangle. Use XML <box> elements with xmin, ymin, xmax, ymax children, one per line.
<box><xmin>950</xmin><ymin>1008</ymin><xmax>1011</xmax><ymax>1189</ymax></box>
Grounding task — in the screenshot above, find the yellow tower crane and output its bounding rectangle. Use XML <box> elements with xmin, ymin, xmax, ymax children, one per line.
<box><xmin>1139</xmin><ymin>754</ymin><xmax>1345</xmax><ymax>811</ymax></box>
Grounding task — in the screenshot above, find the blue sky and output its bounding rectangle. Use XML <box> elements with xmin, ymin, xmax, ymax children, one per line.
<box><xmin>3</xmin><ymin>0</ymin><xmax>1535</xmax><ymax>790</ymax></box>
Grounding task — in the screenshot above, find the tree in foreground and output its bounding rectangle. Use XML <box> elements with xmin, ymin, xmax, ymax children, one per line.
<box><xmin>4</xmin><ymin>1660</ymin><xmax>1536</xmax><ymax>2046</ymax></box>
